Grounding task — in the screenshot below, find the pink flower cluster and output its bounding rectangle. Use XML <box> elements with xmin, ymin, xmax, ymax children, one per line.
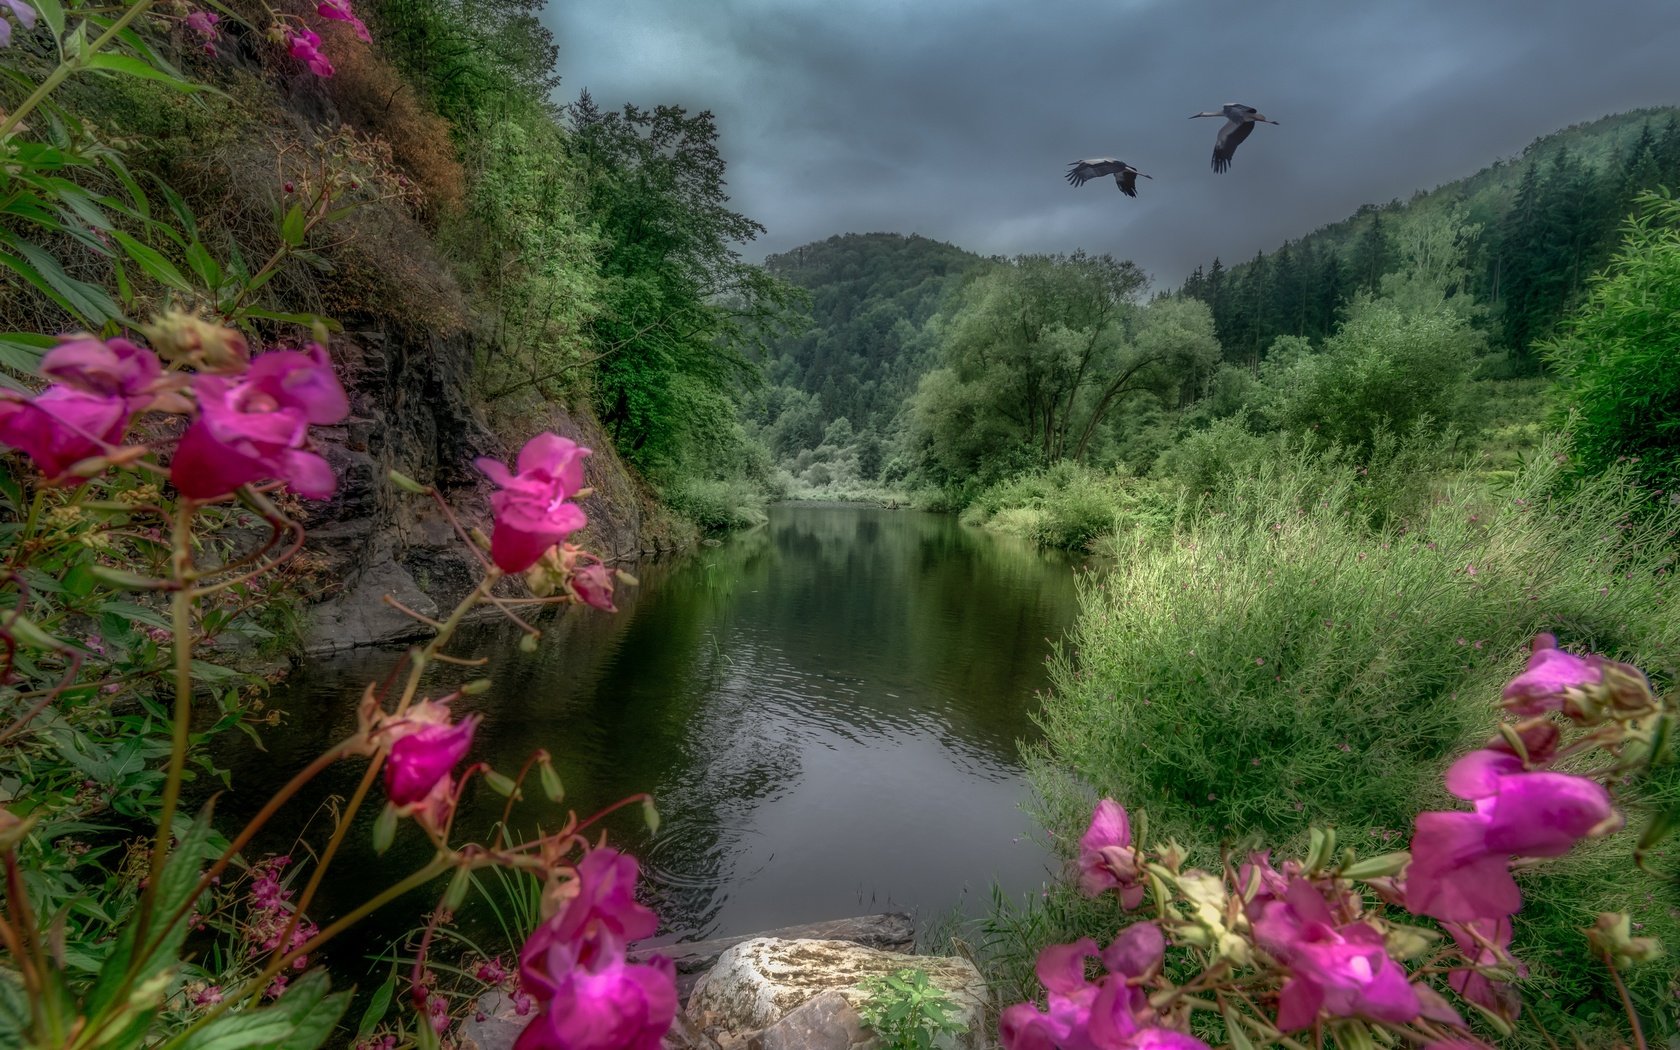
<box><xmin>0</xmin><ymin>332</ymin><xmax>348</xmax><ymax>502</ymax></box>
<box><xmin>477</xmin><ymin>433</ymin><xmax>592</xmax><ymax>575</ymax></box>
<box><xmin>285</xmin><ymin>28</ymin><xmax>333</xmax><ymax>76</ymax></box>
<box><xmin>1002</xmin><ymin>923</ymin><xmax>1207</xmax><ymax>1050</ymax></box>
<box><xmin>1248</xmin><ymin>869</ymin><xmax>1460</xmax><ymax>1031</ymax></box>
<box><xmin>184</xmin><ymin>8</ymin><xmax>219</xmax><ymax>53</ymax></box>
<box><xmin>243</xmin><ymin>856</ymin><xmax>321</xmax><ymax>972</ymax></box>
<box><xmin>277</xmin><ymin>0</ymin><xmax>369</xmax><ymax>77</ymax></box>
<box><xmin>515</xmin><ymin>848</ymin><xmax>676</xmax><ymax>1050</ymax></box>
<box><xmin>379</xmin><ymin>698</ymin><xmax>480</xmax><ymax>833</ymax></box>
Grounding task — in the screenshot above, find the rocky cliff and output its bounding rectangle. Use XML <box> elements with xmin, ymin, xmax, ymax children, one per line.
<box><xmin>300</xmin><ymin>322</ymin><xmax>690</xmax><ymax>653</ymax></box>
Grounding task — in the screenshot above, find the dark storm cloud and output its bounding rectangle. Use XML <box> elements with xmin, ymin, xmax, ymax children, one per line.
<box><xmin>543</xmin><ymin>0</ymin><xmax>1679</xmax><ymax>285</ymax></box>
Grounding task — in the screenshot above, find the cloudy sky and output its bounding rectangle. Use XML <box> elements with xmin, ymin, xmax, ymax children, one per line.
<box><xmin>542</xmin><ymin>0</ymin><xmax>1679</xmax><ymax>286</ymax></box>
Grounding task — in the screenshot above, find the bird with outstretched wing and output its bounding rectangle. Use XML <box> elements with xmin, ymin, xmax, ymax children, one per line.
<box><xmin>1065</xmin><ymin>158</ymin><xmax>1152</xmax><ymax>197</ymax></box>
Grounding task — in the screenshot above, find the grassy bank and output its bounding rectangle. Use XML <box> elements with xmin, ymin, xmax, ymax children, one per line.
<box><xmin>978</xmin><ymin>446</ymin><xmax>1680</xmax><ymax>1044</ymax></box>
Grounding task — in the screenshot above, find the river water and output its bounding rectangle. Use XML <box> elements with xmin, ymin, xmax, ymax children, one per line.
<box><xmin>249</xmin><ymin>504</ymin><xmax>1079</xmax><ymax>969</ymax></box>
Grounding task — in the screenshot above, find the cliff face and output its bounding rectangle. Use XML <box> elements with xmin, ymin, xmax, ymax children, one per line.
<box><xmin>301</xmin><ymin>323</ymin><xmax>687</xmax><ymax>653</ymax></box>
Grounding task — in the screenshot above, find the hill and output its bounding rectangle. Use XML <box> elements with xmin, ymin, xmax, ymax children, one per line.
<box><xmin>1178</xmin><ymin>106</ymin><xmax>1680</xmax><ymax>366</ymax></box>
<box><xmin>756</xmin><ymin>233</ymin><xmax>990</xmax><ymax>445</ymax></box>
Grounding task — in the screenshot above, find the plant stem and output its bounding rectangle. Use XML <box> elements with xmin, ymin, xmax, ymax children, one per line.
<box><xmin>253</xmin><ymin>575</ymin><xmax>496</xmax><ymax>1004</ymax></box>
<box><xmin>1603</xmin><ymin>952</ymin><xmax>1648</xmax><ymax>1050</ymax></box>
<box><xmin>133</xmin><ymin>501</ymin><xmax>197</xmax><ymax>950</ymax></box>
<box><xmin>0</xmin><ymin>0</ymin><xmax>159</xmax><ymax>140</ymax></box>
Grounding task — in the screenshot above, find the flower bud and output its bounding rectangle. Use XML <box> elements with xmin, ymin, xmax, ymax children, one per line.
<box><xmin>1584</xmin><ymin>912</ymin><xmax>1663</xmax><ymax>967</ymax></box>
<box><xmin>140</xmin><ymin>311</ymin><xmax>250</xmax><ymax>373</ymax></box>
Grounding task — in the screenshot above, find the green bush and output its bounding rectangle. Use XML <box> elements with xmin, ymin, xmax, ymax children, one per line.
<box><xmin>1547</xmin><ymin>188</ymin><xmax>1680</xmax><ymax>492</ymax></box>
<box><xmin>959</xmin><ymin>463</ymin><xmax>1171</xmax><ymax>551</ymax></box>
<box><xmin>1011</xmin><ymin>446</ymin><xmax>1680</xmax><ymax>1041</ymax></box>
<box><xmin>661</xmin><ymin>477</ymin><xmax>770</xmax><ymax>533</ymax></box>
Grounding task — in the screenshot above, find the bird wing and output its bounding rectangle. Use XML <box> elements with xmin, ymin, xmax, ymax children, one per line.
<box><xmin>1115</xmin><ymin>170</ymin><xmax>1138</xmax><ymax>197</ymax></box>
<box><xmin>1212</xmin><ymin>119</ymin><xmax>1255</xmax><ymax>173</ymax></box>
<box><xmin>1067</xmin><ymin>158</ymin><xmax>1125</xmax><ymax>187</ymax></box>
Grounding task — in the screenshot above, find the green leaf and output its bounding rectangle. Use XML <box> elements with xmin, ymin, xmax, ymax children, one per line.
<box><xmin>2</xmin><ymin>237</ymin><xmax>122</xmax><ymax>325</ymax></box>
<box><xmin>168</xmin><ymin>970</ymin><xmax>349</xmax><ymax>1050</ymax></box>
<box><xmin>110</xmin><ymin>230</ymin><xmax>194</xmax><ymax>293</ymax></box>
<box><xmin>88</xmin><ymin>565</ymin><xmax>170</xmax><ymax>591</ymax></box>
<box><xmin>3</xmin><ymin>611</ymin><xmax>65</xmax><ymax>651</ymax></box>
<box><xmin>356</xmin><ymin>972</ymin><xmax>398</xmax><ymax>1041</ymax></box>
<box><xmin>83</xmin><ymin>53</ymin><xmax>206</xmax><ymax>93</ymax></box>
<box><xmin>372</xmin><ymin>803</ymin><xmax>397</xmax><ymax>855</ymax></box>
<box><xmin>280</xmin><ymin>204</ymin><xmax>306</xmax><ymax>248</ymax></box>
<box><xmin>185</xmin><ymin>240</ymin><xmax>222</xmax><ymax>289</ymax></box>
<box><xmin>85</xmin><ymin>808</ymin><xmax>215</xmax><ymax>1021</ymax></box>
<box><xmin>32</xmin><ymin>0</ymin><xmax>64</xmax><ymax>40</ymax></box>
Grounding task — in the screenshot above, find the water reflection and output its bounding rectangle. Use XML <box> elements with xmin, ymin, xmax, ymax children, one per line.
<box><xmin>245</xmin><ymin>505</ymin><xmax>1077</xmax><ymax>971</ymax></box>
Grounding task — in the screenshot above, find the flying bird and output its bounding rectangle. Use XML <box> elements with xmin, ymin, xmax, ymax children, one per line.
<box><xmin>1189</xmin><ymin>103</ymin><xmax>1279</xmax><ymax>173</ymax></box>
<box><xmin>1065</xmin><ymin>158</ymin><xmax>1152</xmax><ymax>197</ymax></box>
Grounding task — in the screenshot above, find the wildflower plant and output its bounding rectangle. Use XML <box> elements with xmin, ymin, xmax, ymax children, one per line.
<box><xmin>1001</xmin><ymin>636</ymin><xmax>1674</xmax><ymax>1049</ymax></box>
<box><xmin>0</xmin><ymin>324</ymin><xmax>669</xmax><ymax>1048</ymax></box>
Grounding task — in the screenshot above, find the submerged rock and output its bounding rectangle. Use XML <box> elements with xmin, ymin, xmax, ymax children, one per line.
<box><xmin>687</xmin><ymin>937</ymin><xmax>987</xmax><ymax>1049</ymax></box>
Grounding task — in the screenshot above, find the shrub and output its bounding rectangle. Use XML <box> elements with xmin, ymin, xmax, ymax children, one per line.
<box><xmin>662</xmin><ymin>477</ymin><xmax>770</xmax><ymax>533</ymax></box>
<box><xmin>1547</xmin><ymin>188</ymin><xmax>1680</xmax><ymax>492</ymax></box>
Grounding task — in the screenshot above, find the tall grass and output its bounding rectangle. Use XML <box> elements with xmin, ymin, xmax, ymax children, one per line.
<box><xmin>996</xmin><ymin>443</ymin><xmax>1679</xmax><ymax>1043</ymax></box>
<box><xmin>959</xmin><ymin>463</ymin><xmax>1172</xmax><ymax>551</ymax></box>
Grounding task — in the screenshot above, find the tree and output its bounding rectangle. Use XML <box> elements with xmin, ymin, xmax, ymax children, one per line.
<box><xmin>1546</xmin><ymin>189</ymin><xmax>1680</xmax><ymax>490</ymax></box>
<box><xmin>1349</xmin><ymin>213</ymin><xmax>1397</xmax><ymax>294</ymax></box>
<box><xmin>910</xmin><ymin>257</ymin><xmax>1218</xmax><ymax>477</ymax></box>
<box><xmin>566</xmin><ymin>96</ymin><xmax>800</xmax><ymax>477</ymax></box>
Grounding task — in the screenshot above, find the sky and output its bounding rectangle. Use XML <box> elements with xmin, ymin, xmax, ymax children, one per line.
<box><xmin>542</xmin><ymin>0</ymin><xmax>1680</xmax><ymax>286</ymax></box>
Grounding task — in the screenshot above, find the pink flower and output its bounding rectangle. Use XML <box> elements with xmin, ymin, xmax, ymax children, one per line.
<box><xmin>1077</xmin><ymin>800</ymin><xmax>1145</xmax><ymax>908</ymax></box>
<box><xmin>316</xmin><ymin>0</ymin><xmax>370</xmax><ymax>41</ymax></box>
<box><xmin>0</xmin><ymin>386</ymin><xmax>128</xmax><ymax>485</ymax></box>
<box><xmin>1501</xmin><ymin>634</ymin><xmax>1600</xmax><ymax>715</ymax></box>
<box><xmin>1251</xmin><ymin>879</ymin><xmax>1426</xmax><ymax>1031</ymax></box>
<box><xmin>516</xmin><ymin>848</ymin><xmax>674</xmax><ymax>1050</ymax></box>
<box><xmin>286</xmin><ymin>27</ymin><xmax>334</xmax><ymax>76</ymax></box>
<box><xmin>1443</xmin><ymin>918</ymin><xmax>1523</xmax><ymax>1021</ymax></box>
<box><xmin>1000</xmin><ymin>926</ymin><xmax>1210</xmax><ymax>1050</ymax></box>
<box><xmin>171</xmin><ymin>344</ymin><xmax>348</xmax><ymax>500</ymax></box>
<box><xmin>1</xmin><ymin>0</ymin><xmax>37</xmax><ymax>48</ymax></box>
<box><xmin>382</xmin><ymin>699</ymin><xmax>479</xmax><ymax>809</ymax></box>
<box><xmin>41</xmin><ymin>336</ymin><xmax>171</xmax><ymax>411</ymax></box>
<box><xmin>570</xmin><ymin>563</ymin><xmax>617</xmax><ymax>612</ymax></box>
<box><xmin>476</xmin><ymin>434</ymin><xmax>591</xmax><ymax>574</ymax></box>
<box><xmin>1406</xmin><ymin>763</ymin><xmax>1619</xmax><ymax>922</ymax></box>
<box><xmin>475</xmin><ymin>957</ymin><xmax>508</xmax><ymax>984</ymax></box>
<box><xmin>184</xmin><ymin>7</ymin><xmax>219</xmax><ymax>52</ymax></box>
<box><xmin>513</xmin><ymin>948</ymin><xmax>675</xmax><ymax>1050</ymax></box>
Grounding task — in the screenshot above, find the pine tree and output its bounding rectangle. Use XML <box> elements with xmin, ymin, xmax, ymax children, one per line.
<box><xmin>1349</xmin><ymin>213</ymin><xmax>1395</xmax><ymax>294</ymax></box>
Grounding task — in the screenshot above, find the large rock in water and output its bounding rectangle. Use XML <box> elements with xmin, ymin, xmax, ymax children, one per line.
<box><xmin>687</xmin><ymin>938</ymin><xmax>988</xmax><ymax>1049</ymax></box>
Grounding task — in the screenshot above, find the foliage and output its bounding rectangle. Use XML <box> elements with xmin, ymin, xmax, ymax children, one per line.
<box><xmin>856</xmin><ymin>968</ymin><xmax>966</xmax><ymax>1050</ymax></box>
<box><xmin>1264</xmin><ymin>295</ymin><xmax>1480</xmax><ymax>450</ymax></box>
<box><xmin>660</xmin><ymin>476</ymin><xmax>769</xmax><ymax>534</ymax></box>
<box><xmin>1546</xmin><ymin>187</ymin><xmax>1680</xmax><ymax>492</ymax></box>
<box><xmin>959</xmin><ymin>463</ymin><xmax>1171</xmax><ymax>552</ymax></box>
<box><xmin>758</xmin><ymin>233</ymin><xmax>987</xmax><ymax>441</ymax></box>
<box><xmin>908</xmin><ymin>265</ymin><xmax>1217</xmax><ymax>491</ymax></box>
<box><xmin>1011</xmin><ymin>448</ymin><xmax>1680</xmax><ymax>1044</ymax></box>
<box><xmin>566</xmin><ymin>94</ymin><xmax>802</xmax><ymax>482</ymax></box>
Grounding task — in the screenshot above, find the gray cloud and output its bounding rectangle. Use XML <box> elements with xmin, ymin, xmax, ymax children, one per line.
<box><xmin>543</xmin><ymin>0</ymin><xmax>1679</xmax><ymax>285</ymax></box>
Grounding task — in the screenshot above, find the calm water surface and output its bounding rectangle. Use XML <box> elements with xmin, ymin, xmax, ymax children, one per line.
<box><xmin>248</xmin><ymin>504</ymin><xmax>1079</xmax><ymax>970</ymax></box>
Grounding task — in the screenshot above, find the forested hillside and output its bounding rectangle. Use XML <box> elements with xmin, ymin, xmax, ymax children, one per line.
<box><xmin>747</xmin><ymin>233</ymin><xmax>987</xmax><ymax>491</ymax></box>
<box><xmin>1177</xmin><ymin>106</ymin><xmax>1680</xmax><ymax>368</ymax></box>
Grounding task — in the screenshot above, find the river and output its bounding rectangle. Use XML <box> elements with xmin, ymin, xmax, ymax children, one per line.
<box><xmin>246</xmin><ymin>503</ymin><xmax>1080</xmax><ymax>972</ymax></box>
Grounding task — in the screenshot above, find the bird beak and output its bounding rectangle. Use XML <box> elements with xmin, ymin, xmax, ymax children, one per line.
<box><xmin>1140</xmin><ymin>173</ymin><xmax>1153</xmax><ymax>178</ymax></box>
